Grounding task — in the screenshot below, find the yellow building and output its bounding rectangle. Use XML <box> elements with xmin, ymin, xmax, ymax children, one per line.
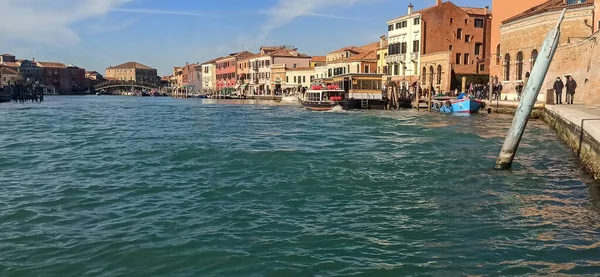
<box><xmin>376</xmin><ymin>35</ymin><xmax>388</xmax><ymax>85</ymax></box>
<box><xmin>105</xmin><ymin>61</ymin><xmax>158</xmax><ymax>83</ymax></box>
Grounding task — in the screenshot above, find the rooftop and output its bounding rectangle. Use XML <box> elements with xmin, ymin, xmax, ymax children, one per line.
<box><xmin>311</xmin><ymin>56</ymin><xmax>326</xmax><ymax>62</ymax></box>
<box><xmin>201</xmin><ymin>56</ymin><xmax>224</xmax><ymax>65</ymax></box>
<box><xmin>286</xmin><ymin>66</ymin><xmax>314</xmax><ymax>71</ymax></box>
<box><xmin>503</xmin><ymin>0</ymin><xmax>593</xmax><ymax>24</ymax></box>
<box><xmin>36</xmin><ymin>61</ymin><xmax>67</xmax><ymax>68</ymax></box>
<box><xmin>1</xmin><ymin>53</ymin><xmax>15</xmax><ymax>57</ymax></box>
<box><xmin>107</xmin><ymin>61</ymin><xmax>155</xmax><ymax>70</ymax></box>
<box><xmin>0</xmin><ymin>66</ymin><xmax>18</xmax><ymax>74</ymax></box>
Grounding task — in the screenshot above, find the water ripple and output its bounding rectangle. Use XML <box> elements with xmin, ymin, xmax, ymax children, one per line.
<box><xmin>0</xmin><ymin>96</ymin><xmax>598</xmax><ymax>276</ymax></box>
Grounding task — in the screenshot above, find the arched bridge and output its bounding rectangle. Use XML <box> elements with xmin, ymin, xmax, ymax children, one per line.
<box><xmin>95</xmin><ymin>80</ymin><xmax>158</xmax><ymax>91</ymax></box>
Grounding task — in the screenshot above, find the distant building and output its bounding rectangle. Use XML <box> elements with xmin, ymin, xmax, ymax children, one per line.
<box><xmin>0</xmin><ymin>66</ymin><xmax>20</xmax><ymax>86</ymax></box>
<box><xmin>105</xmin><ymin>62</ymin><xmax>158</xmax><ymax>84</ymax></box>
<box><xmin>285</xmin><ymin>67</ymin><xmax>315</xmax><ymax>90</ymax></box>
<box><xmin>37</xmin><ymin>61</ymin><xmax>67</xmax><ymax>91</ymax></box>
<box><xmin>215</xmin><ymin>51</ymin><xmax>254</xmax><ymax>91</ymax></box>
<box><xmin>247</xmin><ymin>46</ymin><xmax>311</xmax><ymax>94</ymax></box>
<box><xmin>376</xmin><ymin>36</ymin><xmax>388</xmax><ymax>85</ymax></box>
<box><xmin>0</xmin><ymin>54</ymin><xmax>16</xmax><ymax>63</ymax></box>
<box><xmin>16</xmin><ymin>59</ymin><xmax>43</xmax><ymax>85</ymax></box>
<box><xmin>201</xmin><ymin>56</ymin><xmax>222</xmax><ymax>92</ymax></box>
<box><xmin>310</xmin><ymin>56</ymin><xmax>326</xmax><ymax>67</ymax></box>
<box><xmin>387</xmin><ymin>0</ymin><xmax>492</xmax><ymax>92</ymax></box>
<box><xmin>325</xmin><ymin>42</ymin><xmax>379</xmax><ymax>78</ymax></box>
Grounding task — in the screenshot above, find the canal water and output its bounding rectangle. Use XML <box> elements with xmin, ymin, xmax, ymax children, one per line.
<box><xmin>1</xmin><ymin>96</ymin><xmax>599</xmax><ymax>276</ymax></box>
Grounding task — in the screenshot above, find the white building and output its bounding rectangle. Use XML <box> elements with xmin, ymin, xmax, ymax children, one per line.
<box><xmin>201</xmin><ymin>57</ymin><xmax>221</xmax><ymax>92</ymax></box>
<box><xmin>386</xmin><ymin>3</ymin><xmax>422</xmax><ymax>86</ymax></box>
<box><xmin>285</xmin><ymin>67</ymin><xmax>315</xmax><ymax>89</ymax></box>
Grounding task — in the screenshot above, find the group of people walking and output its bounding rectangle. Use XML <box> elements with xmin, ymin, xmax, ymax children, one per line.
<box><xmin>552</xmin><ymin>75</ymin><xmax>577</xmax><ymax>105</ymax></box>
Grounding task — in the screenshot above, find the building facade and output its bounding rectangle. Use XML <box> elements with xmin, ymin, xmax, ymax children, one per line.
<box><xmin>285</xmin><ymin>67</ymin><xmax>315</xmax><ymax>90</ymax></box>
<box><xmin>386</xmin><ymin>4</ymin><xmax>422</xmax><ymax>87</ymax></box>
<box><xmin>0</xmin><ymin>66</ymin><xmax>19</xmax><ymax>85</ymax></box>
<box><xmin>215</xmin><ymin>51</ymin><xmax>254</xmax><ymax>91</ymax></box>
<box><xmin>310</xmin><ymin>56</ymin><xmax>326</xmax><ymax>67</ymax></box>
<box><xmin>497</xmin><ymin>0</ymin><xmax>596</xmax><ymax>101</ymax></box>
<box><xmin>105</xmin><ymin>62</ymin><xmax>158</xmax><ymax>84</ymax></box>
<box><xmin>16</xmin><ymin>59</ymin><xmax>43</xmax><ymax>85</ymax></box>
<box><xmin>37</xmin><ymin>62</ymin><xmax>67</xmax><ymax>91</ymax></box>
<box><xmin>201</xmin><ymin>57</ymin><xmax>221</xmax><ymax>92</ymax></box>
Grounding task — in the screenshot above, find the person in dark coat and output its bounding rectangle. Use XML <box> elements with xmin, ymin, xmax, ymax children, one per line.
<box><xmin>553</xmin><ymin>77</ymin><xmax>564</xmax><ymax>104</ymax></box>
<box><xmin>566</xmin><ymin>76</ymin><xmax>577</xmax><ymax>104</ymax></box>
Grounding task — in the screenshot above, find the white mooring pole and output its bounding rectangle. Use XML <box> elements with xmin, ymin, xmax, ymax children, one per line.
<box><xmin>495</xmin><ymin>9</ymin><xmax>566</xmax><ymax>170</ymax></box>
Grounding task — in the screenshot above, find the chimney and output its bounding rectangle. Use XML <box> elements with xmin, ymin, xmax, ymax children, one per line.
<box><xmin>437</xmin><ymin>0</ymin><xmax>442</xmax><ymax>6</ymax></box>
<box><xmin>408</xmin><ymin>3</ymin><xmax>414</xmax><ymax>14</ymax></box>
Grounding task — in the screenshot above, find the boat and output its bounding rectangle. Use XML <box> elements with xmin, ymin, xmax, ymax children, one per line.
<box><xmin>433</xmin><ymin>97</ymin><xmax>484</xmax><ymax>114</ymax></box>
<box><xmin>96</xmin><ymin>92</ymin><xmax>101</xmax><ymax>96</ymax></box>
<box><xmin>301</xmin><ymin>85</ymin><xmax>345</xmax><ymax>111</ymax></box>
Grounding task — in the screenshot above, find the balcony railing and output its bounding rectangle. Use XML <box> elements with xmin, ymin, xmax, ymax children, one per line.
<box><xmin>385</xmin><ymin>54</ymin><xmax>406</xmax><ymax>64</ymax></box>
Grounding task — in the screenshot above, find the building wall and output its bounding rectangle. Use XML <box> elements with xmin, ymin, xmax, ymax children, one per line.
<box><xmin>497</xmin><ymin>6</ymin><xmax>595</xmax><ymax>100</ymax></box>
<box><xmin>421</xmin><ymin>3</ymin><xmax>491</xmax><ymax>76</ymax></box>
<box><xmin>0</xmin><ymin>72</ymin><xmax>19</xmax><ymax>85</ymax></box>
<box><xmin>270</xmin><ymin>64</ymin><xmax>286</xmax><ymax>91</ymax></box>
<box><xmin>490</xmin><ymin>0</ymin><xmax>547</xmax><ymax>78</ymax></box>
<box><xmin>387</xmin><ymin>10</ymin><xmax>421</xmax><ymax>79</ymax></box>
<box><xmin>201</xmin><ymin>64</ymin><xmax>216</xmax><ymax>91</ymax></box>
<box><xmin>545</xmin><ymin>31</ymin><xmax>600</xmax><ymax>105</ymax></box>
<box><xmin>286</xmin><ymin>69</ymin><xmax>315</xmax><ymax>88</ymax></box>
<box><xmin>420</xmin><ymin>51</ymin><xmax>452</xmax><ymax>93</ymax></box>
<box><xmin>215</xmin><ymin>57</ymin><xmax>237</xmax><ymax>90</ymax></box>
<box><xmin>273</xmin><ymin>57</ymin><xmax>311</xmax><ymax>69</ymax></box>
<box><xmin>314</xmin><ymin>66</ymin><xmax>328</xmax><ymax>80</ymax></box>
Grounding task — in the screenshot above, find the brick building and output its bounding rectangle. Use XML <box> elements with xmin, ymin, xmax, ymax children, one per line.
<box><xmin>419</xmin><ymin>0</ymin><xmax>491</xmax><ymax>92</ymax></box>
<box><xmin>496</xmin><ymin>0</ymin><xmax>596</xmax><ymax>101</ymax></box>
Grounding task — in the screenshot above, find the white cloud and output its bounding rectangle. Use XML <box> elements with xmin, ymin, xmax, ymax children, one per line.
<box><xmin>261</xmin><ymin>0</ymin><xmax>370</xmax><ymax>36</ymax></box>
<box><xmin>0</xmin><ymin>0</ymin><xmax>135</xmax><ymax>47</ymax></box>
<box><xmin>113</xmin><ymin>8</ymin><xmax>220</xmax><ymax>17</ymax></box>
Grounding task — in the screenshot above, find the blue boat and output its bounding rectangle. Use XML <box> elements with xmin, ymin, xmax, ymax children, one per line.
<box><xmin>434</xmin><ymin>98</ymin><xmax>483</xmax><ymax>114</ymax></box>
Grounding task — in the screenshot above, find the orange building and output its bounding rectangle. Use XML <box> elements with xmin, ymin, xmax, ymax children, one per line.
<box><xmin>490</xmin><ymin>0</ymin><xmax>547</xmax><ymax>78</ymax></box>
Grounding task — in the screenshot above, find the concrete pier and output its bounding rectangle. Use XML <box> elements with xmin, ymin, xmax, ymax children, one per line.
<box><xmin>544</xmin><ymin>105</ymin><xmax>600</xmax><ymax>179</ymax></box>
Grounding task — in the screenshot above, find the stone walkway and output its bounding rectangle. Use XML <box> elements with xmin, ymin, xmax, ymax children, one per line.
<box><xmin>546</xmin><ymin>104</ymin><xmax>600</xmax><ymax>144</ymax></box>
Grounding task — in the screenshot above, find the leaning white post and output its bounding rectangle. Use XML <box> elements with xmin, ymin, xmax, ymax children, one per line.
<box><xmin>495</xmin><ymin>9</ymin><xmax>566</xmax><ymax>170</ymax></box>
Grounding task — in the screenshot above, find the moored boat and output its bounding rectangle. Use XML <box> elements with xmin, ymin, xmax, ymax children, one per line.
<box><xmin>433</xmin><ymin>97</ymin><xmax>484</xmax><ymax>114</ymax></box>
<box><xmin>301</xmin><ymin>85</ymin><xmax>345</xmax><ymax>111</ymax></box>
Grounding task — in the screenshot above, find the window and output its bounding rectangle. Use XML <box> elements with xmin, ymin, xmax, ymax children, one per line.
<box><xmin>310</xmin><ymin>76</ymin><xmax>314</xmax><ymax>81</ymax></box>
<box><xmin>457</xmin><ymin>28</ymin><xmax>462</xmax><ymax>39</ymax></box>
<box><xmin>436</xmin><ymin>65</ymin><xmax>442</xmax><ymax>85</ymax></box>
<box><xmin>465</xmin><ymin>35</ymin><xmax>470</xmax><ymax>43</ymax></box>
<box><xmin>449</xmin><ymin>45</ymin><xmax>453</xmax><ymax>51</ymax></box>
<box><xmin>377</xmin><ymin>54</ymin><xmax>380</xmax><ymax>60</ymax></box>
<box><xmin>531</xmin><ymin>49</ymin><xmax>538</xmax><ymax>70</ymax></box>
<box><xmin>413</xmin><ymin>40</ymin><xmax>420</xmax><ymax>53</ymax></box>
<box><xmin>364</xmin><ymin>65</ymin><xmax>369</xmax><ymax>73</ymax></box>
<box><xmin>293</xmin><ymin>76</ymin><xmax>297</xmax><ymax>83</ymax></box>
<box><xmin>504</xmin><ymin>53</ymin><xmax>511</xmax><ymax>81</ymax></box>
<box><xmin>414</xmin><ymin>18</ymin><xmax>420</xmax><ymax>25</ymax></box>
<box><xmin>293</xmin><ymin>64</ymin><xmax>297</xmax><ymax>68</ymax></box>
<box><xmin>474</xmin><ymin>43</ymin><xmax>482</xmax><ymax>55</ymax></box>
<box><xmin>450</xmin><ymin>18</ymin><xmax>454</xmax><ymax>23</ymax></box>
<box><xmin>422</xmin><ymin>67</ymin><xmax>426</xmax><ymax>84</ymax></box>
<box><xmin>396</xmin><ymin>22</ymin><xmax>401</xmax><ymax>29</ymax></box>
<box><xmin>302</xmin><ymin>76</ymin><xmax>306</xmax><ymax>83</ymax></box>
<box><xmin>456</xmin><ymin>53</ymin><xmax>461</xmax><ymax>65</ymax></box>
<box><xmin>464</xmin><ymin>53</ymin><xmax>470</xmax><ymax>65</ymax></box>
<box><xmin>286</xmin><ymin>76</ymin><xmax>289</xmax><ymax>83</ymax></box>
<box><xmin>401</xmin><ymin>21</ymin><xmax>407</xmax><ymax>28</ymax></box>
<box><xmin>383</xmin><ymin>66</ymin><xmax>388</xmax><ymax>74</ymax></box>
<box><xmin>388</xmin><ymin>24</ymin><xmax>394</xmax><ymax>31</ymax></box>
<box><xmin>400</xmin><ymin>42</ymin><xmax>408</xmax><ymax>54</ymax></box>
<box><xmin>479</xmin><ymin>64</ymin><xmax>485</xmax><ymax>72</ymax></box>
<box><xmin>516</xmin><ymin>51</ymin><xmax>523</xmax><ymax>80</ymax></box>
<box><xmin>475</xmin><ymin>19</ymin><xmax>484</xmax><ymax>28</ymax></box>
<box><xmin>465</xmin><ymin>19</ymin><xmax>468</xmax><ymax>24</ymax></box>
<box><xmin>356</xmin><ymin>64</ymin><xmax>360</xmax><ymax>73</ymax></box>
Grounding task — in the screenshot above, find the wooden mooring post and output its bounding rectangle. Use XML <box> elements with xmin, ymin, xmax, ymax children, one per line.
<box><xmin>495</xmin><ymin>9</ymin><xmax>565</xmax><ymax>170</ymax></box>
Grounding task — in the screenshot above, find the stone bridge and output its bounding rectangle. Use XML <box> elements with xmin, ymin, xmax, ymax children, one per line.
<box><xmin>95</xmin><ymin>80</ymin><xmax>158</xmax><ymax>91</ymax></box>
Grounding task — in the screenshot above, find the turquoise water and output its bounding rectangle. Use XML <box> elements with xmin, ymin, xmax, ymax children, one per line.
<box><xmin>1</xmin><ymin>96</ymin><xmax>599</xmax><ymax>277</ymax></box>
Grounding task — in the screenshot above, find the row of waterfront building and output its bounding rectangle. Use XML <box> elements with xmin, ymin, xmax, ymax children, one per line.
<box><xmin>165</xmin><ymin>0</ymin><xmax>599</xmax><ymax>105</ymax></box>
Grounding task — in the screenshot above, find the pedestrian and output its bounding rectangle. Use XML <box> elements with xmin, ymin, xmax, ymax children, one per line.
<box><xmin>497</xmin><ymin>83</ymin><xmax>503</xmax><ymax>100</ymax></box>
<box><xmin>553</xmin><ymin>76</ymin><xmax>564</xmax><ymax>104</ymax></box>
<box><xmin>566</xmin><ymin>75</ymin><xmax>577</xmax><ymax>104</ymax></box>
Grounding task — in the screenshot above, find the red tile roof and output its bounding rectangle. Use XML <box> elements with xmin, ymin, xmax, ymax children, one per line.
<box><xmin>270</xmin><ymin>48</ymin><xmax>310</xmax><ymax>58</ymax></box>
<box><xmin>107</xmin><ymin>61</ymin><xmax>155</xmax><ymax>70</ymax></box>
<box><xmin>36</xmin><ymin>61</ymin><xmax>66</xmax><ymax>68</ymax></box>
<box><xmin>311</xmin><ymin>56</ymin><xmax>326</xmax><ymax>62</ymax></box>
<box><xmin>0</xmin><ymin>66</ymin><xmax>18</xmax><ymax>74</ymax></box>
<box><xmin>1</xmin><ymin>62</ymin><xmax>19</xmax><ymax>68</ymax></box>
<box><xmin>503</xmin><ymin>0</ymin><xmax>592</xmax><ymax>24</ymax></box>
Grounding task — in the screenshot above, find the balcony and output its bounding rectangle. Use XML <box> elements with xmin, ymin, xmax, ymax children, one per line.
<box><xmin>385</xmin><ymin>54</ymin><xmax>406</xmax><ymax>64</ymax></box>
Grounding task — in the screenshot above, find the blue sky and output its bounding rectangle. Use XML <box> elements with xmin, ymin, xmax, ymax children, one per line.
<box><xmin>0</xmin><ymin>0</ymin><xmax>491</xmax><ymax>75</ymax></box>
